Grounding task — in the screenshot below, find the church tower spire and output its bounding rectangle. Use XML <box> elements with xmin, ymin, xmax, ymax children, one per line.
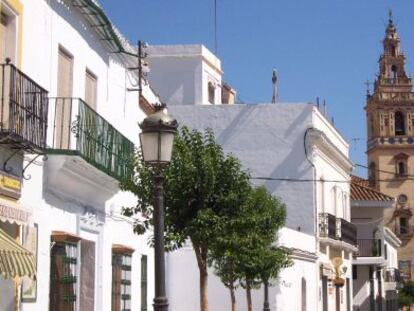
<box><xmin>365</xmin><ymin>13</ymin><xmax>414</xmax><ymax>281</ymax></box>
<box><xmin>374</xmin><ymin>10</ymin><xmax>412</xmax><ymax>94</ymax></box>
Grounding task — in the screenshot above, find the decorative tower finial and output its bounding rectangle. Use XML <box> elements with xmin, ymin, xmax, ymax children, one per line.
<box><xmin>272</xmin><ymin>68</ymin><xmax>277</xmax><ymax>104</ymax></box>
<box><xmin>388</xmin><ymin>9</ymin><xmax>393</xmax><ymax>24</ymax></box>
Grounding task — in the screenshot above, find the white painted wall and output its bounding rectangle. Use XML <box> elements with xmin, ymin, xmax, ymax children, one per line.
<box><xmin>11</xmin><ymin>0</ymin><xmax>156</xmax><ymax>310</ymax></box>
<box><xmin>148</xmin><ymin>44</ymin><xmax>223</xmax><ymax>106</ymax></box>
<box><xmin>168</xmin><ymin>103</ymin><xmax>353</xmax><ymax>311</ymax></box>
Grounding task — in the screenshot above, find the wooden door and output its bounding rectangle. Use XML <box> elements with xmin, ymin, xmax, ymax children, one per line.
<box><xmin>55</xmin><ymin>48</ymin><xmax>73</xmax><ymax>149</ymax></box>
<box><xmin>84</xmin><ymin>70</ymin><xmax>97</xmax><ymax>110</ymax></box>
<box><xmin>0</xmin><ymin>13</ymin><xmax>7</xmax><ymax>63</ymax></box>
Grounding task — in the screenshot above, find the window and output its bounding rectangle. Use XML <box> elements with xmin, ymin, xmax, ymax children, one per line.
<box><xmin>395</xmin><ymin>111</ymin><xmax>405</xmax><ymax>136</ymax></box>
<box><xmin>85</xmin><ymin>69</ymin><xmax>97</xmax><ymax>109</ymax></box>
<box><xmin>208</xmin><ymin>82</ymin><xmax>215</xmax><ymax>104</ymax></box>
<box><xmin>55</xmin><ymin>47</ymin><xmax>73</xmax><ymax>149</ymax></box>
<box><xmin>400</xmin><ymin>217</ymin><xmax>409</xmax><ymax>235</ymax></box>
<box><xmin>391</xmin><ymin>65</ymin><xmax>398</xmax><ymax>80</ymax></box>
<box><xmin>49</xmin><ymin>236</ymin><xmax>79</xmax><ymax>311</ymax></box>
<box><xmin>141</xmin><ymin>255</ymin><xmax>148</xmax><ymax>311</ymax></box>
<box><xmin>394</xmin><ymin>153</ymin><xmax>409</xmax><ymax>177</ymax></box>
<box><xmin>0</xmin><ymin>7</ymin><xmax>17</xmax><ymax>64</ymax></box>
<box><xmin>0</xmin><ymin>12</ymin><xmax>7</xmax><ymax>63</ymax></box>
<box><xmin>352</xmin><ymin>265</ymin><xmax>357</xmax><ymax>280</ymax></box>
<box><xmin>398</xmin><ymin>194</ymin><xmax>408</xmax><ymax>205</ymax></box>
<box><xmin>384</xmin><ymin>244</ymin><xmax>388</xmax><ymax>260</ymax></box>
<box><xmin>399</xmin><ymin>260</ymin><xmax>412</xmax><ymax>280</ymax></box>
<box><xmin>112</xmin><ymin>245</ymin><xmax>133</xmax><ymax>311</ymax></box>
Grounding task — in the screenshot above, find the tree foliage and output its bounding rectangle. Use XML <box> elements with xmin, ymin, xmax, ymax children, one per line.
<box><xmin>209</xmin><ymin>186</ymin><xmax>292</xmax><ymax>311</ymax></box>
<box><xmin>121</xmin><ymin>126</ymin><xmax>251</xmax><ymax>311</ymax></box>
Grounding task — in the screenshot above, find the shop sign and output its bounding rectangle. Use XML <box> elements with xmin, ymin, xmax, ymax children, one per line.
<box><xmin>0</xmin><ymin>171</ymin><xmax>21</xmax><ymax>199</ymax></box>
<box><xmin>0</xmin><ymin>199</ymin><xmax>30</xmax><ymax>225</ymax></box>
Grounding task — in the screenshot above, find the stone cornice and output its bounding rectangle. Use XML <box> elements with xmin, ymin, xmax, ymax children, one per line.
<box><xmin>308</xmin><ymin>129</ymin><xmax>353</xmax><ymax>173</ymax></box>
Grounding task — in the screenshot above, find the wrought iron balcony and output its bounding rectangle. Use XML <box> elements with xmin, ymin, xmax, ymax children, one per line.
<box><xmin>356</xmin><ymin>239</ymin><xmax>382</xmax><ymax>257</ymax></box>
<box><xmin>47</xmin><ymin>98</ymin><xmax>134</xmax><ymax>182</ymax></box>
<box><xmin>0</xmin><ymin>61</ymin><xmax>48</xmax><ymax>151</ymax></box>
<box><xmin>384</xmin><ymin>268</ymin><xmax>402</xmax><ymax>283</ymax></box>
<box><xmin>319</xmin><ymin>213</ymin><xmax>357</xmax><ymax>245</ymax></box>
<box><xmin>338</xmin><ymin>218</ymin><xmax>357</xmax><ymax>245</ymax></box>
<box><xmin>319</xmin><ymin>213</ymin><xmax>336</xmax><ymax>240</ymax></box>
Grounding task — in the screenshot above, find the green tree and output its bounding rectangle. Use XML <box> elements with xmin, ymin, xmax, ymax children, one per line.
<box><xmin>121</xmin><ymin>126</ymin><xmax>251</xmax><ymax>311</ymax></box>
<box><xmin>399</xmin><ymin>281</ymin><xmax>414</xmax><ymax>309</ymax></box>
<box><xmin>210</xmin><ymin>186</ymin><xmax>292</xmax><ymax>311</ymax></box>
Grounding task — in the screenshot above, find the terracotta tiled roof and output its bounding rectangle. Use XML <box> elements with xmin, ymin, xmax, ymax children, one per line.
<box><xmin>351</xmin><ymin>175</ymin><xmax>395</xmax><ymax>202</ymax></box>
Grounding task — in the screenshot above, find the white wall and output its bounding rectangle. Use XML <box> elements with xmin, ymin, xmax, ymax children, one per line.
<box><xmin>166</xmin><ymin>229</ymin><xmax>317</xmax><ymax>311</ymax></box>
<box><xmin>15</xmin><ymin>0</ymin><xmax>154</xmax><ymax>310</ymax></box>
<box><xmin>148</xmin><ymin>44</ymin><xmax>223</xmax><ymax>106</ymax></box>
<box><xmin>169</xmin><ymin>104</ymin><xmax>316</xmax><ymax>234</ymax></box>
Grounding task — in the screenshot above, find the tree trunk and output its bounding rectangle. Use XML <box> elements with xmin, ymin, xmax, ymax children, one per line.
<box><xmin>229</xmin><ymin>261</ymin><xmax>236</xmax><ymax>311</ymax></box>
<box><xmin>230</xmin><ymin>286</ymin><xmax>236</xmax><ymax>311</ymax></box>
<box><xmin>193</xmin><ymin>242</ymin><xmax>209</xmax><ymax>311</ymax></box>
<box><xmin>246</xmin><ymin>279</ymin><xmax>252</xmax><ymax>311</ymax></box>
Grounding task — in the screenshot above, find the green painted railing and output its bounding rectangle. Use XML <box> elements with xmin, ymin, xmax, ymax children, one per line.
<box><xmin>48</xmin><ymin>98</ymin><xmax>134</xmax><ymax>182</ymax></box>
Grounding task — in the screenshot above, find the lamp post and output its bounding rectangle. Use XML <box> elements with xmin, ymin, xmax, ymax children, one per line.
<box><xmin>139</xmin><ymin>104</ymin><xmax>178</xmax><ymax>311</ymax></box>
<box><xmin>263</xmin><ymin>279</ymin><xmax>270</xmax><ymax>311</ymax></box>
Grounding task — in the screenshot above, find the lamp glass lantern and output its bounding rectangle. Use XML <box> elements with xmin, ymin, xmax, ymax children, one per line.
<box><xmin>139</xmin><ymin>107</ymin><xmax>178</xmax><ymax>165</ymax></box>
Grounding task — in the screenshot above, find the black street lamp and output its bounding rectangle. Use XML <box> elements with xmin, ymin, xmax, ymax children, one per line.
<box><xmin>263</xmin><ymin>280</ymin><xmax>270</xmax><ymax>311</ymax></box>
<box><xmin>139</xmin><ymin>104</ymin><xmax>178</xmax><ymax>311</ymax></box>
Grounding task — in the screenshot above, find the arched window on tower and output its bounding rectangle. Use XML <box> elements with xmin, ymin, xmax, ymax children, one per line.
<box><xmin>391</xmin><ymin>45</ymin><xmax>397</xmax><ymax>56</ymax></box>
<box><xmin>391</xmin><ymin>65</ymin><xmax>398</xmax><ymax>81</ymax></box>
<box><xmin>395</xmin><ymin>111</ymin><xmax>406</xmax><ymax>136</ymax></box>
<box><xmin>394</xmin><ymin>153</ymin><xmax>409</xmax><ymax>177</ymax></box>
<box><xmin>369</xmin><ymin>162</ymin><xmax>376</xmax><ymax>188</ymax></box>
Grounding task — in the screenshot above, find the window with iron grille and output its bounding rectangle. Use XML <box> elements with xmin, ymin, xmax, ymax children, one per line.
<box><xmin>141</xmin><ymin>255</ymin><xmax>148</xmax><ymax>311</ymax></box>
<box><xmin>49</xmin><ymin>241</ymin><xmax>78</xmax><ymax>311</ymax></box>
<box><xmin>112</xmin><ymin>253</ymin><xmax>132</xmax><ymax>311</ymax></box>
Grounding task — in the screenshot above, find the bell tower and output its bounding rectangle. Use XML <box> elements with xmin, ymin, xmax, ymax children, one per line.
<box><xmin>366</xmin><ymin>11</ymin><xmax>414</xmax><ymax>280</ymax></box>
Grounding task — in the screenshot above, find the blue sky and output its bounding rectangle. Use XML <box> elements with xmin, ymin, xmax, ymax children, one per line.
<box><xmin>99</xmin><ymin>0</ymin><xmax>414</xmax><ymax>176</ymax></box>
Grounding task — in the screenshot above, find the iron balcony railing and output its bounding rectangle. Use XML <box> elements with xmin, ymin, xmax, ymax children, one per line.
<box><xmin>0</xmin><ymin>61</ymin><xmax>48</xmax><ymax>150</ymax></box>
<box><xmin>356</xmin><ymin>239</ymin><xmax>382</xmax><ymax>257</ymax></box>
<box><xmin>319</xmin><ymin>213</ymin><xmax>336</xmax><ymax>240</ymax></box>
<box><xmin>319</xmin><ymin>213</ymin><xmax>357</xmax><ymax>245</ymax></box>
<box><xmin>47</xmin><ymin>98</ymin><xmax>134</xmax><ymax>182</ymax></box>
<box><xmin>384</xmin><ymin>268</ymin><xmax>402</xmax><ymax>283</ymax></box>
<box><xmin>339</xmin><ymin>218</ymin><xmax>357</xmax><ymax>245</ymax></box>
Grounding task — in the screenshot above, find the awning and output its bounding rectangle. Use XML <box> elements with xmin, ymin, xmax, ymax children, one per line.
<box><xmin>0</xmin><ymin>197</ymin><xmax>31</xmax><ymax>226</ymax></box>
<box><xmin>0</xmin><ymin>227</ymin><xmax>35</xmax><ymax>279</ymax></box>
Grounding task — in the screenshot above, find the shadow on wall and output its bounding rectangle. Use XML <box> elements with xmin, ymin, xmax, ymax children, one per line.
<box><xmin>48</xmin><ymin>0</ymin><xmax>110</xmax><ymax>66</ymax></box>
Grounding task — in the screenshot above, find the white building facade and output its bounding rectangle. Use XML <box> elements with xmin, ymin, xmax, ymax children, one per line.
<box><xmin>351</xmin><ymin>177</ymin><xmax>401</xmax><ymax>311</ymax></box>
<box><xmin>167</xmin><ymin>103</ymin><xmax>356</xmax><ymax>311</ymax></box>
<box><xmin>0</xmin><ymin>0</ymin><xmax>155</xmax><ymax>310</ymax></box>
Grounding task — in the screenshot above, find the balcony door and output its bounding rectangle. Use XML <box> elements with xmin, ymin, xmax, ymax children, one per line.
<box><xmin>0</xmin><ymin>13</ymin><xmax>6</xmax><ymax>63</ymax></box>
<box><xmin>55</xmin><ymin>47</ymin><xmax>73</xmax><ymax>149</ymax></box>
<box><xmin>85</xmin><ymin>69</ymin><xmax>97</xmax><ymax>110</ymax></box>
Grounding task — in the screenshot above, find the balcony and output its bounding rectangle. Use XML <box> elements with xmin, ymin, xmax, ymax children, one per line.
<box><xmin>0</xmin><ymin>61</ymin><xmax>48</xmax><ymax>151</ymax></box>
<box><xmin>384</xmin><ymin>268</ymin><xmax>401</xmax><ymax>283</ymax></box>
<box><xmin>47</xmin><ymin>98</ymin><xmax>134</xmax><ymax>182</ymax></box>
<box><xmin>319</xmin><ymin>213</ymin><xmax>357</xmax><ymax>247</ymax></box>
<box><xmin>319</xmin><ymin>213</ymin><xmax>336</xmax><ymax>240</ymax></box>
<box><xmin>339</xmin><ymin>218</ymin><xmax>357</xmax><ymax>245</ymax></box>
<box><xmin>356</xmin><ymin>239</ymin><xmax>382</xmax><ymax>257</ymax></box>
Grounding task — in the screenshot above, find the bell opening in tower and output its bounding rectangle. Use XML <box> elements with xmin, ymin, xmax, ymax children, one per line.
<box><xmin>395</xmin><ymin>111</ymin><xmax>406</xmax><ymax>136</ymax></box>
